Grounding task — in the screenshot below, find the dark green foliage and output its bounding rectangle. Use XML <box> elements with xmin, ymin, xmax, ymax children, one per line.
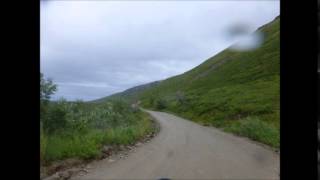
<box><xmin>156</xmin><ymin>98</ymin><xmax>167</xmax><ymax>110</ymax></box>
<box><xmin>175</xmin><ymin>91</ymin><xmax>187</xmax><ymax>105</ymax></box>
<box><xmin>43</xmin><ymin>100</ymin><xmax>68</xmax><ymax>134</ymax></box>
<box><xmin>111</xmin><ymin>98</ymin><xmax>131</xmax><ymax>114</ymax></box>
<box><xmin>148</xmin><ymin>96</ymin><xmax>156</xmax><ymax>107</ymax></box>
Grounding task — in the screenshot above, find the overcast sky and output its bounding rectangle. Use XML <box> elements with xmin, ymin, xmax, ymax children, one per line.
<box><xmin>41</xmin><ymin>1</ymin><xmax>279</xmax><ymax>101</ymax></box>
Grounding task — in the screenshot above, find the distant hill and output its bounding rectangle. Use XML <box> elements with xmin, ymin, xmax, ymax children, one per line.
<box><xmin>91</xmin><ymin>81</ymin><xmax>161</xmax><ymax>103</ymax></box>
<box><xmin>95</xmin><ymin>16</ymin><xmax>280</xmax><ymax>148</ymax></box>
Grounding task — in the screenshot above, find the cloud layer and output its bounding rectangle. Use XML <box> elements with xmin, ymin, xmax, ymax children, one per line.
<box><xmin>41</xmin><ymin>1</ymin><xmax>279</xmax><ymax>101</ymax></box>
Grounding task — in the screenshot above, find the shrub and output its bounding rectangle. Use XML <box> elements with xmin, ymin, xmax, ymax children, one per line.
<box><xmin>41</xmin><ymin>99</ymin><xmax>154</xmax><ymax>164</ymax></box>
<box><xmin>175</xmin><ymin>91</ymin><xmax>187</xmax><ymax>105</ymax></box>
<box><xmin>225</xmin><ymin>116</ymin><xmax>279</xmax><ymax>148</ymax></box>
<box><xmin>156</xmin><ymin>98</ymin><xmax>167</xmax><ymax>110</ymax></box>
<box><xmin>43</xmin><ymin>101</ymin><xmax>68</xmax><ymax>134</ymax></box>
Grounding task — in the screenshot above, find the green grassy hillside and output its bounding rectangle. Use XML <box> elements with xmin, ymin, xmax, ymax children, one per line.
<box><xmin>98</xmin><ymin>16</ymin><xmax>280</xmax><ymax>148</ymax></box>
<box><xmin>91</xmin><ymin>81</ymin><xmax>161</xmax><ymax>103</ymax></box>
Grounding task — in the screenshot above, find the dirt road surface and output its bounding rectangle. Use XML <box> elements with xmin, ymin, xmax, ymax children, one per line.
<box><xmin>72</xmin><ymin>110</ymin><xmax>279</xmax><ymax>180</ymax></box>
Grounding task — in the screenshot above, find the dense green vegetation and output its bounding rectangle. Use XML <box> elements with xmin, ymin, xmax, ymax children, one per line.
<box><xmin>40</xmin><ymin>74</ymin><xmax>154</xmax><ymax>165</ymax></box>
<box><xmin>99</xmin><ymin>17</ymin><xmax>280</xmax><ymax>148</ymax></box>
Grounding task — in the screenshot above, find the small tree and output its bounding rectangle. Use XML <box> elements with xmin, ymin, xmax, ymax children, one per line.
<box><xmin>40</xmin><ymin>73</ymin><xmax>57</xmax><ymax>120</ymax></box>
<box><xmin>40</xmin><ymin>73</ymin><xmax>57</xmax><ymax>104</ymax></box>
<box><xmin>40</xmin><ymin>73</ymin><xmax>62</xmax><ymax>133</ymax></box>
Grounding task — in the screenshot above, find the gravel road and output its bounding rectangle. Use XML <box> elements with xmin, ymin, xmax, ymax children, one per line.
<box><xmin>72</xmin><ymin>110</ymin><xmax>279</xmax><ymax>180</ymax></box>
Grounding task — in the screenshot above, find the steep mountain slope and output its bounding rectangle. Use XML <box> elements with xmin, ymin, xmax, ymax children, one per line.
<box><xmin>97</xmin><ymin>16</ymin><xmax>280</xmax><ymax>148</ymax></box>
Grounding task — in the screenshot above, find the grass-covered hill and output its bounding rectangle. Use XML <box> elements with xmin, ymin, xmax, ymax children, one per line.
<box><xmin>92</xmin><ymin>81</ymin><xmax>161</xmax><ymax>103</ymax></box>
<box><xmin>98</xmin><ymin>16</ymin><xmax>280</xmax><ymax>148</ymax></box>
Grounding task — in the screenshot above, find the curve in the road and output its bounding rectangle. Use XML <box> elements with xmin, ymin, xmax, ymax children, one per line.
<box><xmin>72</xmin><ymin>110</ymin><xmax>279</xmax><ymax>180</ymax></box>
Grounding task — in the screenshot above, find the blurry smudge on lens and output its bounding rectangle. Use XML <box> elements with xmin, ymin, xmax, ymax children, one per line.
<box><xmin>226</xmin><ymin>23</ymin><xmax>251</xmax><ymax>38</ymax></box>
<box><xmin>225</xmin><ymin>23</ymin><xmax>264</xmax><ymax>51</ymax></box>
<box><xmin>230</xmin><ymin>31</ymin><xmax>264</xmax><ymax>51</ymax></box>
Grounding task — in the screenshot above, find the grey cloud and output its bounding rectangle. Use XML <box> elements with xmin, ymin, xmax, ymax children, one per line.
<box><xmin>41</xmin><ymin>1</ymin><xmax>279</xmax><ymax>101</ymax></box>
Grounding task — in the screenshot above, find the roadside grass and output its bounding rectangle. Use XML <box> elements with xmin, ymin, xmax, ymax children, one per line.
<box><xmin>40</xmin><ymin>129</ymin><xmax>48</xmax><ymax>164</ymax></box>
<box><xmin>104</xmin><ymin>113</ymin><xmax>153</xmax><ymax>145</ymax></box>
<box><xmin>153</xmin><ymin>105</ymin><xmax>279</xmax><ymax>149</ymax></box>
<box><xmin>43</xmin><ymin>130</ymin><xmax>104</xmax><ymax>162</ymax></box>
<box><xmin>41</xmin><ymin>103</ymin><xmax>154</xmax><ymax>165</ymax></box>
<box><xmin>224</xmin><ymin>116</ymin><xmax>279</xmax><ymax>149</ymax></box>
